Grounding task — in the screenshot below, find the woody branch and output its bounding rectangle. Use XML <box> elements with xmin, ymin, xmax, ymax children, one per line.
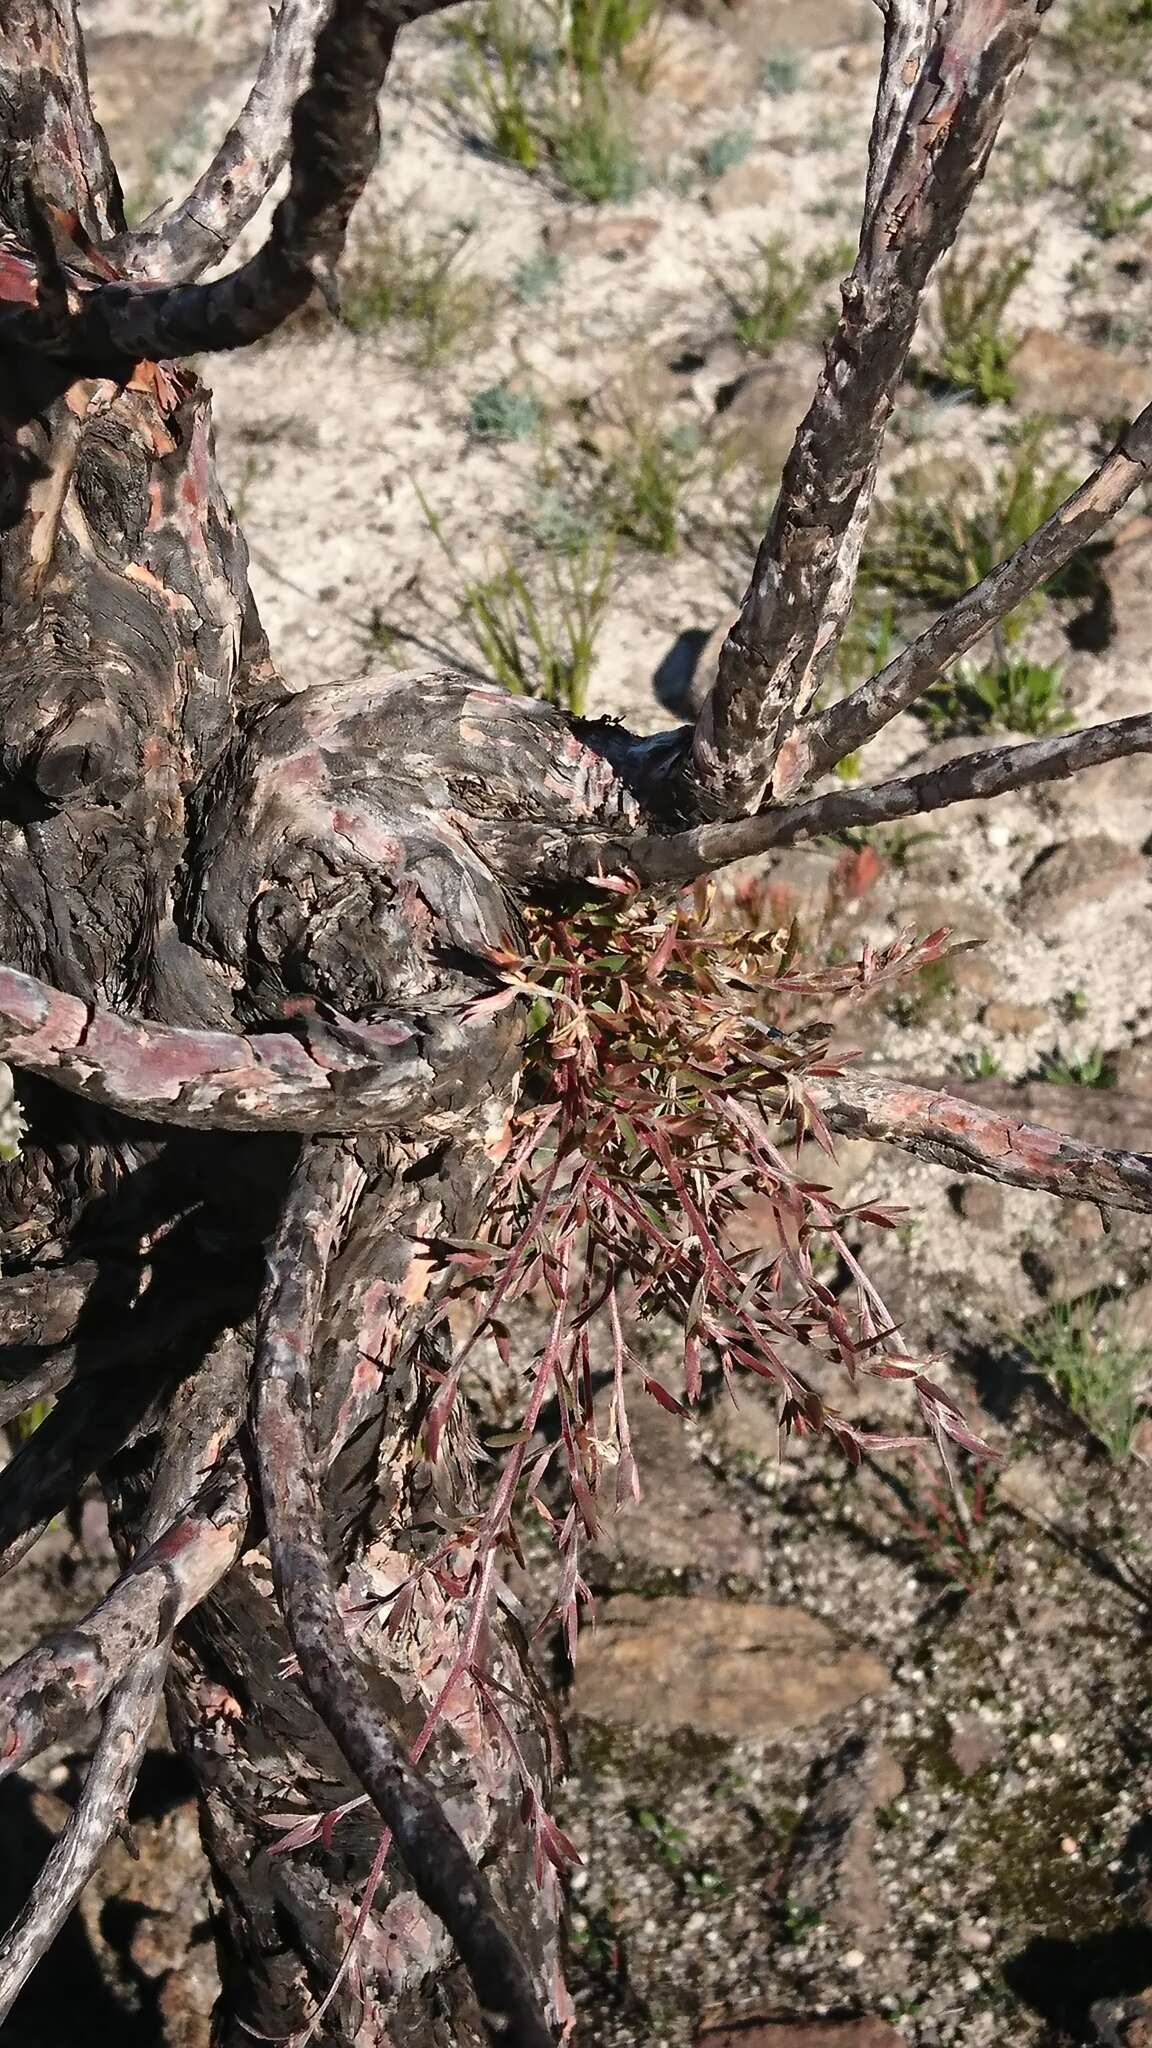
<box><xmin>688</xmin><ymin>0</ymin><xmax>1051</xmax><ymax>821</ymax></box>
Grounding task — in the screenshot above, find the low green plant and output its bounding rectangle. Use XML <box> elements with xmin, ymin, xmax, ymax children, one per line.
<box><xmin>1036</xmin><ymin>1045</ymin><xmax>1115</xmax><ymax>1088</ymax></box>
<box><xmin>512</xmin><ymin>248</ymin><xmax>564</xmax><ymax>303</ymax></box>
<box><xmin>832</xmin><ymin>600</ymin><xmax>897</xmax><ymax>692</ymax></box>
<box><xmin>957</xmin><ymin>1048</ymin><xmax>1003</xmax><ymax>1080</ymax></box>
<box><xmin>886</xmin><ymin>956</ymin><xmax>955</xmax><ymax>1026</ymax></box>
<box><xmin>1075</xmin><ymin>121</ymin><xmax>1152</xmax><ymax>239</ymax></box>
<box><xmin>550</xmin><ymin>87</ymin><xmax>645</xmax><ymax>201</ymax></box>
<box><xmin>561</xmin><ymin>0</ymin><xmax>662</xmax><ymax>81</ymax></box>
<box><xmin>600</xmin><ymin>418</ymin><xmax>702</xmax><ymax>554</ymax></box>
<box><xmin>761</xmin><ymin>50</ymin><xmax>804</xmax><ymax>96</ymax></box>
<box><xmin>1057</xmin><ymin>0</ymin><xmax>1152</xmax><ymax>78</ymax></box>
<box><xmin>867</xmin><ymin>426</ymin><xmax>1076</xmax><ymax>619</ymax></box>
<box><xmin>1019</xmin><ymin>1299</ymin><xmax>1149</xmax><ymax>1457</ymax></box>
<box><xmin>450</xmin><ymin>0</ymin><xmax>649</xmax><ymax>197</ymax></box>
<box><xmin>920</xmin><ymin>655</ymin><xmax>1070</xmax><ymax>738</ymax></box>
<box><xmin>453</xmin><ymin>0</ymin><xmax>546</xmax><ymax>169</ymax></box>
<box><xmin>468</xmin><ymin>384</ymin><xmax>543</xmax><ymax>442</ymax></box>
<box><xmin>525</xmin><ymin>485</ymin><xmax>600</xmax><ymax>553</ymax></box>
<box><xmin>865</xmin><ymin>425</ymin><xmax>1082</xmax><ymax>727</ymax></box>
<box><xmin>421</xmin><ymin>493</ymin><xmax>615</xmax><ymax>712</ymax></box>
<box><xmin>720</xmin><ymin>235</ymin><xmax>852</xmax><ymax>358</ymax></box>
<box><xmin>699</xmin><ymin>126</ymin><xmax>755</xmax><ymax>180</ymax></box>
<box><xmin>343</xmin><ymin>218</ymin><xmax>495</xmax><ymax>365</ymax></box>
<box><xmin>924</xmin><ymin>241</ymin><xmax>1032</xmax><ymax>403</ymax></box>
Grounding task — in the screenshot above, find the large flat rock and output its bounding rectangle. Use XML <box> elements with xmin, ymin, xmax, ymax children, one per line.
<box><xmin>571</xmin><ymin>1595</ymin><xmax>890</xmax><ymax>1739</ymax></box>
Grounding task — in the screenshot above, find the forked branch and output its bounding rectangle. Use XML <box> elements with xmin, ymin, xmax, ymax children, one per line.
<box><xmin>1</xmin><ymin>0</ymin><xmax>459</xmax><ymax>364</ymax></box>
<box><xmin>253</xmin><ymin>1143</ymin><xmax>557</xmax><ymax>2048</ymax></box>
<box><xmin>119</xmin><ymin>0</ymin><xmax>333</xmax><ymax>283</ymax></box>
<box><xmin>805</xmin><ymin>401</ymin><xmax>1152</xmax><ymax>777</ymax></box>
<box><xmin>0</xmin><ymin>1450</ymin><xmax>247</xmax><ymax>1776</ymax></box>
<box><xmin>536</xmin><ymin>709</ymin><xmax>1152</xmax><ymax>888</ymax></box>
<box><xmin>0</xmin><ymin>1334</ymin><xmax>249</xmax><ymax>2022</ymax></box>
<box><xmin>690</xmin><ymin>0</ymin><xmax>1050</xmax><ymax>820</ymax></box>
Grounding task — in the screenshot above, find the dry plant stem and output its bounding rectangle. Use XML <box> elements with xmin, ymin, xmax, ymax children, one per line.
<box><xmin>3</xmin><ymin>0</ymin><xmax>459</xmax><ymax>363</ymax></box>
<box><xmin>0</xmin><ymin>1448</ymin><xmax>247</xmax><ymax>1776</ymax></box>
<box><xmin>253</xmin><ymin>1142</ymin><xmax>557</xmax><ymax>2048</ymax></box>
<box><xmin>808</xmin><ymin>1068</ymin><xmax>1152</xmax><ymax>1210</ymax></box>
<box><xmin>0</xmin><ymin>1333</ymin><xmax>249</xmax><ymax>2021</ymax></box>
<box><xmin>119</xmin><ymin>0</ymin><xmax>334</xmax><ymax>282</ymax></box>
<box><xmin>808</xmin><ymin>401</ymin><xmax>1152</xmax><ymax>777</ymax></box>
<box><xmin>691</xmin><ymin>0</ymin><xmax>1049</xmax><ymax>820</ymax></box>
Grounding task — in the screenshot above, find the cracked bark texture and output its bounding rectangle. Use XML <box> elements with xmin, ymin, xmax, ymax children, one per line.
<box><xmin>0</xmin><ymin>9</ymin><xmax>581</xmax><ymax>2041</ymax></box>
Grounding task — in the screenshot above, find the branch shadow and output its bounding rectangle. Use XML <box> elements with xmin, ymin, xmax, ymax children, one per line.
<box><xmin>0</xmin><ymin>1777</ymin><xmax>160</xmax><ymax>2048</ymax></box>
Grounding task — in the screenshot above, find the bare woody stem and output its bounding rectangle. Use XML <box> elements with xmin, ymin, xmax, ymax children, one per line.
<box><xmin>0</xmin><ymin>1450</ymin><xmax>248</xmax><ymax>1776</ymax></box>
<box><xmin>805</xmin><ymin>1068</ymin><xmax>1152</xmax><ymax>1212</ymax></box>
<box><xmin>2</xmin><ymin>0</ymin><xmax>459</xmax><ymax>364</ymax></box>
<box><xmin>689</xmin><ymin>0</ymin><xmax>1050</xmax><ymax>822</ymax></box>
<box><xmin>538</xmin><ymin>709</ymin><xmax>1152</xmax><ymax>888</ymax></box>
<box><xmin>0</xmin><ymin>1334</ymin><xmax>249</xmax><ymax>2022</ymax></box>
<box><xmin>804</xmin><ymin>402</ymin><xmax>1152</xmax><ymax>777</ymax></box>
<box><xmin>253</xmin><ymin>1142</ymin><xmax>557</xmax><ymax>2048</ymax></box>
<box><xmin>117</xmin><ymin>0</ymin><xmax>333</xmax><ymax>282</ymax></box>
<box><xmin>0</xmin><ymin>962</ymin><xmax>512</xmax><ymax>1133</ymax></box>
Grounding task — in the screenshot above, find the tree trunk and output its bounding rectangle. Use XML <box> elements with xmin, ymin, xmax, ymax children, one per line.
<box><xmin>0</xmin><ymin>14</ymin><xmax>570</xmax><ymax>2042</ymax></box>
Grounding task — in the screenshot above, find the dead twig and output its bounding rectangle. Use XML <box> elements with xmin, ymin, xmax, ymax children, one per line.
<box><xmin>805</xmin><ymin>1067</ymin><xmax>1152</xmax><ymax>1211</ymax></box>
<box><xmin>805</xmin><ymin>402</ymin><xmax>1152</xmax><ymax>778</ymax></box>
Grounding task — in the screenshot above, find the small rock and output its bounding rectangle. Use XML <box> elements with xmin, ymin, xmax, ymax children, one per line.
<box><xmin>1015</xmin><ymin>837</ymin><xmax>1146</xmax><ymax>935</ymax></box>
<box><xmin>708</xmin><ymin>154</ymin><xmax>780</xmax><ymax>213</ymax></box>
<box><xmin>997</xmin><ymin>1453</ymin><xmax>1062</xmax><ymax>1526</ymax></box>
<box><xmin>157</xmin><ymin>1936</ymin><xmax>220</xmax><ymax>2048</ymax></box>
<box><xmin>1090</xmin><ymin>1990</ymin><xmax>1152</xmax><ymax>2048</ymax></box>
<box><xmin>696</xmin><ymin>2017</ymin><xmax>903</xmax><ymax>2048</ymax></box>
<box><xmin>642</xmin><ymin>17</ymin><xmax>746</xmax><ymax>106</ymax></box>
<box><xmin>1066</xmin><ymin>1201</ymin><xmax>1108</xmax><ymax>1247</ymax></box>
<box><xmin>571</xmin><ymin>1596</ymin><xmax>890</xmax><ymax>1739</ymax></box>
<box><xmin>958</xmin><ymin>1919</ymin><xmax>994</xmax><ymax>1952</ymax></box>
<box><xmin>546</xmin><ymin>214</ymin><xmax>661</xmax><ymax>261</ymax></box>
<box><xmin>954</xmin><ymin>1181</ymin><xmax>1005</xmax><ymax>1232</ymax></box>
<box><xmin>950</xmin><ymin>953</ymin><xmax>1001</xmax><ymax>999</ymax></box>
<box><xmin>595</xmin><ymin>1396</ymin><xmax>762</xmax><ymax>1583</ymax></box>
<box><xmin>948</xmin><ymin>1713</ymin><xmax>1002</xmax><ymax>1778</ymax></box>
<box><xmin>785</xmin><ymin>1737</ymin><xmax>903</xmax><ymax>1938</ymax></box>
<box><xmin>714</xmin><ymin>352</ymin><xmax>822</xmax><ymax>475</ymax></box>
<box><xmin>1010</xmin><ymin>328</ymin><xmax>1151</xmax><ymax>422</ymax></box>
<box><xmin>897</xmin><ymin>891</ymin><xmax>1007</xmax><ymax>942</ymax></box>
<box><xmin>683</xmin><ymin>0</ymin><xmax>876</xmax><ymax>49</ymax></box>
<box><xmin>1111</xmin><ymin>1041</ymin><xmax>1152</xmax><ymax>1099</ymax></box>
<box><xmin>131</xmin><ymin>1912</ymin><xmax>190</xmax><ymax>1981</ymax></box>
<box><xmin>981</xmin><ymin>1000</ymin><xmax>1048</xmax><ymax>1037</ymax></box>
